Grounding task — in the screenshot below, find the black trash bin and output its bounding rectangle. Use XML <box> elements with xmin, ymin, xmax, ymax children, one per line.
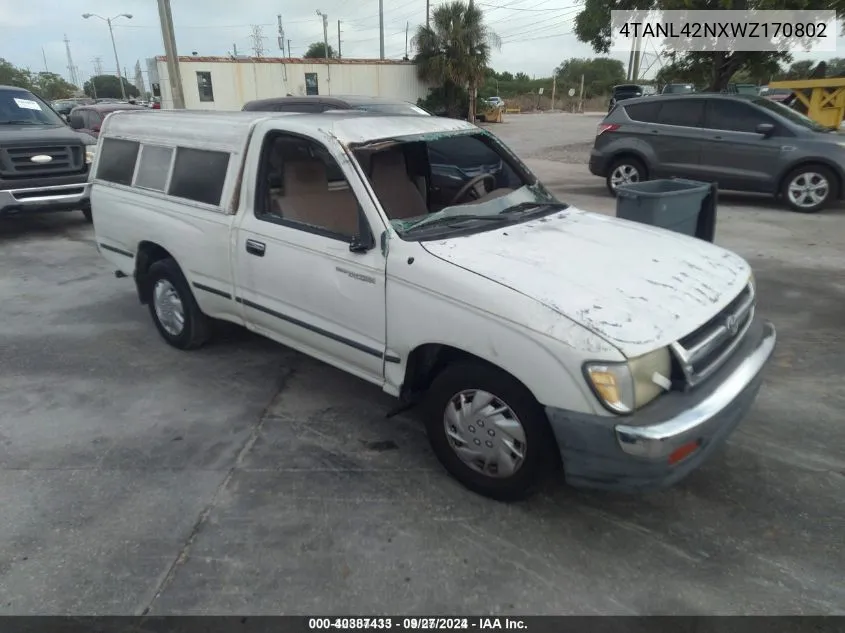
<box><xmin>616</xmin><ymin>178</ymin><xmax>718</xmax><ymax>242</ymax></box>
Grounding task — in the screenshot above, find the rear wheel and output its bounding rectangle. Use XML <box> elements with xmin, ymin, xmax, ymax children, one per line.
<box><xmin>782</xmin><ymin>165</ymin><xmax>836</xmax><ymax>213</ymax></box>
<box><xmin>606</xmin><ymin>156</ymin><xmax>646</xmax><ymax>196</ymax></box>
<box><xmin>423</xmin><ymin>361</ymin><xmax>557</xmax><ymax>501</ymax></box>
<box><xmin>146</xmin><ymin>258</ymin><xmax>211</xmax><ymax>350</ymax></box>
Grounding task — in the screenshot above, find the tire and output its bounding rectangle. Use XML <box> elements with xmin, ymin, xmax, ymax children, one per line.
<box><xmin>146</xmin><ymin>258</ymin><xmax>211</xmax><ymax>350</ymax></box>
<box><xmin>82</xmin><ymin>208</ymin><xmax>92</xmax><ymax>223</ymax></box>
<box><xmin>423</xmin><ymin>361</ymin><xmax>558</xmax><ymax>501</ymax></box>
<box><xmin>781</xmin><ymin>164</ymin><xmax>836</xmax><ymax>213</ymax></box>
<box><xmin>606</xmin><ymin>156</ymin><xmax>647</xmax><ymax>197</ymax></box>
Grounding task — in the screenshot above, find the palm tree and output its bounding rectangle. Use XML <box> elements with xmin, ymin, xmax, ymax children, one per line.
<box><xmin>412</xmin><ymin>1</ymin><xmax>500</xmax><ymax>121</ymax></box>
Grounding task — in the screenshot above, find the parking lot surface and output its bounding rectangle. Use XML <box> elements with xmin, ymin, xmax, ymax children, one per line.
<box><xmin>1</xmin><ymin>113</ymin><xmax>843</xmax><ymax>615</ymax></box>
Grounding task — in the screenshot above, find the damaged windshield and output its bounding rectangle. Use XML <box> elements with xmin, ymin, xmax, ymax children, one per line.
<box><xmin>353</xmin><ymin>131</ymin><xmax>565</xmax><ymax>240</ymax></box>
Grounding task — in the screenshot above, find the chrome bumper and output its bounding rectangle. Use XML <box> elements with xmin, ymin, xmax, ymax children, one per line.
<box><xmin>0</xmin><ymin>183</ymin><xmax>90</xmax><ymax>214</ymax></box>
<box><xmin>545</xmin><ymin>317</ymin><xmax>776</xmax><ymax>491</ymax></box>
<box><xmin>616</xmin><ymin>319</ymin><xmax>776</xmax><ymax>458</ymax></box>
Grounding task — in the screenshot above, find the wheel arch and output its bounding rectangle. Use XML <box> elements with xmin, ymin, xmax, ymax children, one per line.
<box><xmin>777</xmin><ymin>159</ymin><xmax>843</xmax><ymax>200</ymax></box>
<box><xmin>134</xmin><ymin>241</ymin><xmax>178</xmax><ymax>305</ymax></box>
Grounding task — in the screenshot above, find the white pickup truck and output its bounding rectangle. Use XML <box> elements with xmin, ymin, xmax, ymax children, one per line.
<box><xmin>91</xmin><ymin>110</ymin><xmax>776</xmax><ymax>500</ymax></box>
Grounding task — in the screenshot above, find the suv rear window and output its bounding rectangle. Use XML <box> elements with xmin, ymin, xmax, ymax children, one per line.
<box><xmin>625</xmin><ymin>102</ymin><xmax>661</xmax><ymax>123</ymax></box>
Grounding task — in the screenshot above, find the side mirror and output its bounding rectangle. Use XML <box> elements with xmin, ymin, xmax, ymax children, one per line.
<box><xmin>756</xmin><ymin>122</ymin><xmax>775</xmax><ymax>136</ymax></box>
<box><xmin>349</xmin><ymin>232</ymin><xmax>375</xmax><ymax>253</ymax></box>
<box><xmin>68</xmin><ymin>116</ymin><xmax>83</xmax><ymax>130</ymax></box>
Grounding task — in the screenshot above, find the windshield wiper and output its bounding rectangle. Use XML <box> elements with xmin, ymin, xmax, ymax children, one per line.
<box><xmin>0</xmin><ymin>120</ymin><xmax>38</xmax><ymax>125</ymax></box>
<box><xmin>404</xmin><ymin>214</ymin><xmax>516</xmax><ymax>233</ymax></box>
<box><xmin>502</xmin><ymin>201</ymin><xmax>569</xmax><ymax>215</ymax></box>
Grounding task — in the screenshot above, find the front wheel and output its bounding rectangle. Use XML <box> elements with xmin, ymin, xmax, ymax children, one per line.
<box><xmin>782</xmin><ymin>165</ymin><xmax>836</xmax><ymax>213</ymax></box>
<box><xmin>423</xmin><ymin>362</ymin><xmax>558</xmax><ymax>501</ymax></box>
<box><xmin>146</xmin><ymin>258</ymin><xmax>211</xmax><ymax>350</ymax></box>
<box><xmin>606</xmin><ymin>157</ymin><xmax>647</xmax><ymax>196</ymax></box>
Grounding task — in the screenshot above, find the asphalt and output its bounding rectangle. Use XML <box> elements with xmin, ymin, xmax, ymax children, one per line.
<box><xmin>1</xmin><ymin>112</ymin><xmax>843</xmax><ymax>615</ymax></box>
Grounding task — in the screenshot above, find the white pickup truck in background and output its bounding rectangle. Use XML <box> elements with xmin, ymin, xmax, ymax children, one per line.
<box><xmin>90</xmin><ymin>109</ymin><xmax>776</xmax><ymax>500</ymax></box>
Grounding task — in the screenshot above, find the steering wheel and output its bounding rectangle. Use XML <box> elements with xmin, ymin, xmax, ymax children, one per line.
<box><xmin>449</xmin><ymin>173</ymin><xmax>496</xmax><ymax>206</ymax></box>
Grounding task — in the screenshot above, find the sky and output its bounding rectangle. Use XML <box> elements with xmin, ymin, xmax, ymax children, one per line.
<box><xmin>0</xmin><ymin>0</ymin><xmax>839</xmax><ymax>88</ymax></box>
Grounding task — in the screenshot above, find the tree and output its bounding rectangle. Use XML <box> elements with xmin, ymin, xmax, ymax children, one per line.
<box><xmin>413</xmin><ymin>1</ymin><xmax>500</xmax><ymax>121</ymax></box>
<box><xmin>83</xmin><ymin>75</ymin><xmax>139</xmax><ymax>99</ymax></box>
<box><xmin>304</xmin><ymin>42</ymin><xmax>336</xmax><ymax>59</ymax></box>
<box><xmin>31</xmin><ymin>72</ymin><xmax>77</xmax><ymax>100</ymax></box>
<box><xmin>573</xmin><ymin>0</ymin><xmax>836</xmax><ymax>92</ymax></box>
<box><xmin>555</xmin><ymin>57</ymin><xmax>625</xmax><ymax>97</ymax></box>
<box><xmin>0</xmin><ymin>58</ymin><xmax>34</xmax><ymax>90</ymax></box>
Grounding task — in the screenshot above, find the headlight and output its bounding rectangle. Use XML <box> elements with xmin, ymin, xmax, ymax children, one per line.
<box><xmin>585</xmin><ymin>347</ymin><xmax>672</xmax><ymax>414</ymax></box>
<box><xmin>748</xmin><ymin>269</ymin><xmax>755</xmax><ymax>296</ymax></box>
<box><xmin>85</xmin><ymin>145</ymin><xmax>97</xmax><ymax>164</ymax></box>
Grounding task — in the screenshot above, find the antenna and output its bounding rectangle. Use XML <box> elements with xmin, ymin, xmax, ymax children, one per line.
<box><xmin>250</xmin><ymin>25</ymin><xmax>266</xmax><ymax>57</ymax></box>
<box><xmin>64</xmin><ymin>34</ymin><xmax>80</xmax><ymax>86</ymax></box>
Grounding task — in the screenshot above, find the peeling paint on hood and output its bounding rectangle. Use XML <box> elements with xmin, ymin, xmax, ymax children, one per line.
<box><xmin>421</xmin><ymin>208</ymin><xmax>751</xmax><ymax>358</ymax></box>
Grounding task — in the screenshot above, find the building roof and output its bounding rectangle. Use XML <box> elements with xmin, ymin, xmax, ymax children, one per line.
<box><xmin>101</xmin><ymin>110</ymin><xmax>475</xmax><ymax>153</ymax></box>
<box><xmin>155</xmin><ymin>55</ymin><xmax>414</xmax><ymax>65</ymax></box>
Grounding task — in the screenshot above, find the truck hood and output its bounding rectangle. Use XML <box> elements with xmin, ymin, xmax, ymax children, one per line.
<box><xmin>420</xmin><ymin>208</ymin><xmax>750</xmax><ymax>358</ymax></box>
<box><xmin>0</xmin><ymin>124</ymin><xmax>92</xmax><ymax>145</ymax></box>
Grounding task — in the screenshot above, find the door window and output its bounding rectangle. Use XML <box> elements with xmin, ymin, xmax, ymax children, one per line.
<box><xmin>656</xmin><ymin>100</ymin><xmax>705</xmax><ymax>127</ymax></box>
<box><xmin>304</xmin><ymin>73</ymin><xmax>319</xmax><ymax>96</ymax></box>
<box><xmin>705</xmin><ymin>99</ymin><xmax>777</xmax><ymax>133</ymax></box>
<box><xmin>255</xmin><ymin>133</ymin><xmax>363</xmax><ymax>240</ymax></box>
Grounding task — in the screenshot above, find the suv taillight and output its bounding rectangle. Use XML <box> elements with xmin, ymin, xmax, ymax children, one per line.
<box><xmin>597</xmin><ymin>123</ymin><xmax>620</xmax><ymax>136</ymax></box>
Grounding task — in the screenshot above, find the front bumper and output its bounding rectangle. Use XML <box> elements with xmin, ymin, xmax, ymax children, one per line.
<box><xmin>546</xmin><ymin>317</ymin><xmax>776</xmax><ymax>492</ymax></box>
<box><xmin>0</xmin><ymin>182</ymin><xmax>91</xmax><ymax>216</ymax></box>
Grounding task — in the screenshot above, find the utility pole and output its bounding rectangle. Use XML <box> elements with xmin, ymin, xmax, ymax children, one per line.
<box><xmin>578</xmin><ymin>73</ymin><xmax>584</xmax><ymax>113</ymax></box>
<box><xmin>631</xmin><ymin>30</ymin><xmax>643</xmax><ymax>81</ymax></box>
<box><xmin>42</xmin><ymin>48</ymin><xmax>49</xmax><ymax>73</ymax></box>
<box><xmin>426</xmin><ymin>0</ymin><xmax>430</xmax><ymax>28</ymax></box>
<box><xmin>64</xmin><ymin>34</ymin><xmax>80</xmax><ymax>87</ymax></box>
<box><xmin>92</xmin><ymin>56</ymin><xmax>104</xmax><ymax>75</ymax></box>
<box><xmin>379</xmin><ymin>0</ymin><xmax>384</xmax><ymax>59</ymax></box>
<box><xmin>287</xmin><ymin>39</ymin><xmax>291</xmax><ymax>57</ymax></box>
<box><xmin>551</xmin><ymin>74</ymin><xmax>556</xmax><ymax>111</ymax></box>
<box><xmin>405</xmin><ymin>22</ymin><xmax>409</xmax><ymax>59</ymax></box>
<box><xmin>337</xmin><ymin>20</ymin><xmax>342</xmax><ymax>58</ymax></box>
<box><xmin>250</xmin><ymin>25</ymin><xmax>266</xmax><ymax>57</ymax></box>
<box><xmin>156</xmin><ymin>0</ymin><xmax>185</xmax><ymax>109</ymax></box>
<box><xmin>277</xmin><ymin>14</ymin><xmax>285</xmax><ymax>55</ymax></box>
<box><xmin>233</xmin><ymin>43</ymin><xmax>239</xmax><ymax>56</ymax></box>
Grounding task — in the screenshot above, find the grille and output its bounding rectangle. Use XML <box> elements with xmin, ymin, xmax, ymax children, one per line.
<box><xmin>0</xmin><ymin>145</ymin><xmax>84</xmax><ymax>178</ymax></box>
<box><xmin>670</xmin><ymin>282</ymin><xmax>755</xmax><ymax>388</ymax></box>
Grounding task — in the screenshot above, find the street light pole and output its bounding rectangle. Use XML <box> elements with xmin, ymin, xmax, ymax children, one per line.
<box><xmin>82</xmin><ymin>12</ymin><xmax>132</xmax><ymax>101</ymax></box>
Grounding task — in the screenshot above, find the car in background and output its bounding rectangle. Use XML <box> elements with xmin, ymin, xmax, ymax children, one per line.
<box><xmin>242</xmin><ymin>95</ymin><xmax>431</xmax><ymax>116</ymax></box>
<box><xmin>52</xmin><ymin>98</ymin><xmax>95</xmax><ymax>119</ymax></box>
<box><xmin>1</xmin><ymin>84</ymin><xmax>96</xmax><ymax>222</ymax></box>
<box><xmin>67</xmin><ymin>102</ymin><xmax>149</xmax><ymax>138</ymax></box>
<box><xmin>589</xmin><ymin>93</ymin><xmax>844</xmax><ymax>213</ymax></box>
<box><xmin>485</xmin><ymin>96</ymin><xmax>505</xmax><ymax>108</ymax></box>
<box><xmin>661</xmin><ymin>83</ymin><xmax>696</xmax><ymax>94</ymax></box>
<box><xmin>608</xmin><ymin>84</ymin><xmax>652</xmax><ymax>112</ymax></box>
<box><xmin>759</xmin><ymin>86</ymin><xmax>793</xmax><ymax>103</ymax></box>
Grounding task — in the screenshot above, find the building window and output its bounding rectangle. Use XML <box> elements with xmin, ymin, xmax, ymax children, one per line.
<box><xmin>304</xmin><ymin>73</ymin><xmax>319</xmax><ymax>96</ymax></box>
<box><xmin>196</xmin><ymin>71</ymin><xmax>214</xmax><ymax>102</ymax></box>
<box><xmin>96</xmin><ymin>138</ymin><xmax>140</xmax><ymax>186</ymax></box>
<box><xmin>167</xmin><ymin>147</ymin><xmax>230</xmax><ymax>206</ymax></box>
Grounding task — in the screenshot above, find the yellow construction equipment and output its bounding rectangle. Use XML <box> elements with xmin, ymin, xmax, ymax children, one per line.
<box><xmin>477</xmin><ymin>103</ymin><xmax>504</xmax><ymax>123</ymax></box>
<box><xmin>768</xmin><ymin>77</ymin><xmax>845</xmax><ymax>129</ymax></box>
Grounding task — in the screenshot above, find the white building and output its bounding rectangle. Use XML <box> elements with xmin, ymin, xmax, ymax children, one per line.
<box><xmin>154</xmin><ymin>56</ymin><xmax>431</xmax><ymax>110</ymax></box>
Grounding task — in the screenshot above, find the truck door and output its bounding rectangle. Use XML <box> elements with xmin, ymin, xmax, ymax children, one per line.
<box><xmin>235</xmin><ymin>129</ymin><xmax>389</xmax><ymax>385</ymax></box>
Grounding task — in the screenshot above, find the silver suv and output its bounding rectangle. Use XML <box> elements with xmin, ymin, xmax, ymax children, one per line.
<box><xmin>589</xmin><ymin>93</ymin><xmax>845</xmax><ymax>213</ymax></box>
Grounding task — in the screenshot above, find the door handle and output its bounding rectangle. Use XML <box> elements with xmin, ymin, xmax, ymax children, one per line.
<box><xmin>245</xmin><ymin>239</ymin><xmax>266</xmax><ymax>257</ymax></box>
